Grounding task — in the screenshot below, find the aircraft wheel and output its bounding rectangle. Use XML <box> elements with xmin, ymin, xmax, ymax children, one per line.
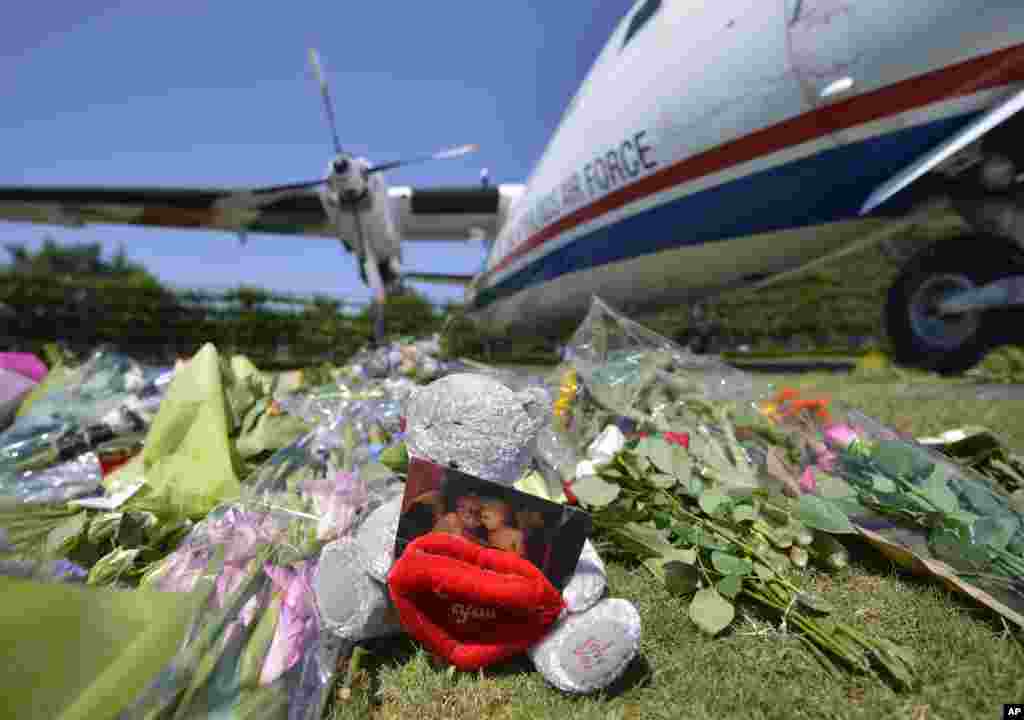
<box><xmin>884</xmin><ymin>235</ymin><xmax>1014</xmax><ymax>374</ymax></box>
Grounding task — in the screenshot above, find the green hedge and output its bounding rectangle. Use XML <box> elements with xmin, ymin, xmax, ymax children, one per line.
<box><xmin>1</xmin><ymin>272</ymin><xmax>444</xmax><ymax>367</ymax></box>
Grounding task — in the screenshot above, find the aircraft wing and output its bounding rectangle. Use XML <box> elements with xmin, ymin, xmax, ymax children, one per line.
<box><xmin>402</xmin><ymin>272</ymin><xmax>475</xmax><ymax>286</ymax></box>
<box><xmin>388</xmin><ymin>184</ymin><xmax>524</xmax><ymax>242</ymax></box>
<box><xmin>0</xmin><ymin>186</ymin><xmax>335</xmax><ymax>237</ymax></box>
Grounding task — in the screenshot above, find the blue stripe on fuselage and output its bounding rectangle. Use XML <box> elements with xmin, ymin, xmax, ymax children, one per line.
<box><xmin>472</xmin><ymin>112</ymin><xmax>979</xmax><ymax>310</ymax></box>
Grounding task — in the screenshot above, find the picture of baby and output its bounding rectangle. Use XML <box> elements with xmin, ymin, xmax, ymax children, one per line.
<box><xmin>479</xmin><ymin>498</ymin><xmax>526</xmax><ymax>557</ymax></box>
<box><xmin>433</xmin><ymin>493</ymin><xmax>485</xmax><ymax>542</ymax></box>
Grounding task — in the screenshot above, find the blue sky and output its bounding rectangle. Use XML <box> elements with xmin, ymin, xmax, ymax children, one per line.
<box><xmin>0</xmin><ymin>2</ymin><xmax>630</xmax><ymax>307</ymax></box>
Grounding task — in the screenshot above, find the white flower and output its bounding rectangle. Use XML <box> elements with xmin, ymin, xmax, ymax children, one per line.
<box><xmin>587</xmin><ymin>425</ymin><xmax>625</xmax><ymax>466</ymax></box>
<box><xmin>576</xmin><ymin>460</ymin><xmax>599</xmax><ymax>482</ymax></box>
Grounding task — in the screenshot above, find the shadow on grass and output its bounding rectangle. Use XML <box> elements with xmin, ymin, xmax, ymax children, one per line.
<box><xmin>840</xmin><ymin>534</ymin><xmax>1024</xmax><ymax>640</ymax></box>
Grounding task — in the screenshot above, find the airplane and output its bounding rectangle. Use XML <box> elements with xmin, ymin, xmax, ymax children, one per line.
<box><xmin>2</xmin><ymin>1</ymin><xmax>1024</xmax><ymax>374</ymax></box>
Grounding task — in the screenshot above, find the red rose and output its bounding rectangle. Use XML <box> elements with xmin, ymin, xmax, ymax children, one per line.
<box><xmin>663</xmin><ymin>432</ymin><xmax>690</xmax><ymax>449</ymax></box>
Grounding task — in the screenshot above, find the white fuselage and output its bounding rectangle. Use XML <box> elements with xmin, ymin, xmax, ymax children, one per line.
<box><xmin>467</xmin><ymin>0</ymin><xmax>1024</xmax><ymax>332</ymax></box>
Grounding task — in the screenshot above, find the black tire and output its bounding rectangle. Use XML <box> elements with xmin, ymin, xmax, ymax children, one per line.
<box><xmin>885</xmin><ymin>235</ymin><xmax>1020</xmax><ymax>375</ymax></box>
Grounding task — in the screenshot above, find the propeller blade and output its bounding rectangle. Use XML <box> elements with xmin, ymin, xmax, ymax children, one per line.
<box><xmin>309</xmin><ymin>48</ymin><xmax>343</xmax><ymax>155</ymax></box>
<box><xmin>368</xmin><ymin>143</ymin><xmax>478</xmax><ymax>174</ymax></box>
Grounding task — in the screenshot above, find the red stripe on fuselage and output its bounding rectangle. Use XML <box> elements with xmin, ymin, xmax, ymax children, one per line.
<box><xmin>483</xmin><ymin>43</ymin><xmax>1024</xmax><ymax>284</ymax></box>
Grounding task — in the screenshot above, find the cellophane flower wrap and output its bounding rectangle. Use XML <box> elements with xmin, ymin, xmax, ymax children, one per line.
<box><xmin>745</xmin><ymin>384</ymin><xmax>1024</xmax><ymax>624</ymax></box>
<box><xmin>124</xmin><ymin>390</ymin><xmax>404</xmax><ymax>720</ymax></box>
<box><xmin>551</xmin><ymin>298</ymin><xmax>772</xmax><ymax>504</ymax></box>
<box><xmin>0</xmin><ymin>345</ymin><xmax>171</xmax><ymax>506</ymax></box>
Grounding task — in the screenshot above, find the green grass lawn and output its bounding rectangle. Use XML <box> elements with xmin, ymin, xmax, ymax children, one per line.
<box><xmin>329</xmin><ymin>368</ymin><xmax>1024</xmax><ymax>720</ymax></box>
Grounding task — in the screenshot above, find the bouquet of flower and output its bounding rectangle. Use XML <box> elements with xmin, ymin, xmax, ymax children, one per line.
<box><xmin>126</xmin><ymin>467</ymin><xmax>375</xmax><ymax>720</ymax></box>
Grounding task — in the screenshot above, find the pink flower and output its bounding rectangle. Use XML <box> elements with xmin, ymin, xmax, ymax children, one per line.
<box><xmin>823</xmin><ymin>424</ymin><xmax>860</xmax><ymax>450</ymax></box>
<box><xmin>259</xmin><ymin>561</ymin><xmax>318</xmax><ymax>686</ymax></box>
<box><xmin>799</xmin><ymin>466</ymin><xmax>817</xmax><ymax>493</ymax></box>
<box><xmin>816</xmin><ymin>447</ymin><xmax>838</xmax><ymax>473</ymax></box>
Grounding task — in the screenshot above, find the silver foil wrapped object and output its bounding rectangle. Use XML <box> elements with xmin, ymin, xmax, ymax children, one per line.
<box><xmin>562</xmin><ymin>540</ymin><xmax>607</xmax><ymax>614</ymax></box>
<box><xmin>528</xmin><ymin>598</ymin><xmax>641</xmax><ymax>695</ymax></box>
<box><xmin>354</xmin><ymin>495</ymin><xmax>403</xmax><ymax>583</ymax></box>
<box><xmin>315</xmin><ymin>537</ymin><xmax>403</xmax><ymax>641</ymax></box>
<box><xmin>405</xmin><ymin>373</ymin><xmax>547</xmax><ymax>486</ymax></box>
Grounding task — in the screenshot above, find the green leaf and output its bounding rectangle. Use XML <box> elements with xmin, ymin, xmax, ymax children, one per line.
<box><xmin>599</xmin><ymin>466</ymin><xmax>628</xmax><ymax>481</ymax></box>
<box><xmin>711</xmin><ymin>551</ymin><xmax>753</xmax><ymax>577</ymax></box>
<box><xmin>973</xmin><ymin>515</ymin><xmax>1020</xmax><ymax>552</ymax></box>
<box><xmin>869</xmin><ymin>473</ymin><xmax>898</xmax><ymax>493</ymax></box>
<box><xmin>688</xmin><ymin>587</ymin><xmax>735</xmax><ymax>636</ymax></box>
<box><xmin>679</xmin><ymin>468</ymin><xmax>704</xmax><ymax>498</ymax></box>
<box><xmin>813</xmin><ymin>472</ymin><xmax>857</xmax><ymax>500</ymax></box>
<box><xmin>664</xmin><ymin>561</ymin><xmax>701</xmax><ymax>596</ymax></box>
<box><xmin>615</xmin><ymin>522</ymin><xmax>677</xmax><ymax>557</ymax></box>
<box><xmin>796</xmin><ymin>494</ymin><xmax>856</xmax><ymax>534</ymax></box>
<box><xmin>699</xmin><ymin>491</ymin><xmax>729</xmax><ymax>516</ymax></box>
<box><xmin>731</xmin><ymin>503</ymin><xmax>758</xmax><ymax>524</ymax></box>
<box><xmin>636</xmin><ymin>436</ymin><xmax>669</xmax><ymax>471</ymax></box>
<box><xmin>649</xmin><ymin>472</ymin><xmax>677</xmax><ymax>489</ymax></box>
<box><xmin>873</xmin><ymin>440</ymin><xmax>928</xmax><ymax>479</ymax></box>
<box><xmin>46</xmin><ymin>512</ymin><xmax>88</xmax><ymax>556</ymax></box>
<box><xmin>379</xmin><ymin>442</ymin><xmax>409</xmax><ymax>474</ymax></box>
<box><xmin>717</xmin><ymin>573</ymin><xmax>743</xmax><ymax>599</ymax></box>
<box><xmin>919</xmin><ymin>467</ymin><xmax>960</xmax><ymax>514</ymax></box>
<box><xmin>686</xmin><ymin>525</ymin><xmax>732</xmax><ymax>551</ymax></box>
<box><xmin>572</xmin><ymin>473</ymin><xmax>622</xmax><ymax>508</ymax></box>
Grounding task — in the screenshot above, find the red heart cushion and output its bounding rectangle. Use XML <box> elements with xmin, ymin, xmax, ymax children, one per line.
<box><xmin>388</xmin><ymin>532</ymin><xmax>566</xmax><ymax>671</ymax></box>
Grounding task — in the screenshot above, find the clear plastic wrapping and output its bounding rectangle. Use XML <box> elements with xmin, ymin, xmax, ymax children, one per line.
<box><xmin>127</xmin><ymin>463</ymin><xmax>377</xmax><ymax>720</ymax></box>
<box><xmin>10</xmin><ymin>346</ymin><xmax>151</xmax><ymax>435</ymax></box>
<box><xmin>0</xmin><ymin>451</ymin><xmax>103</xmax><ymax>505</ymax></box>
<box><xmin>559</xmin><ymin>298</ymin><xmax>1024</xmax><ymax>626</ymax></box>
<box><xmin>744</xmin><ymin>387</ymin><xmax>1024</xmax><ymax>618</ymax></box>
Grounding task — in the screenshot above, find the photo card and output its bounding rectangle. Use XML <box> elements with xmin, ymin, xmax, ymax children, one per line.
<box><xmin>394</xmin><ymin>456</ymin><xmax>592</xmax><ymax>590</ymax></box>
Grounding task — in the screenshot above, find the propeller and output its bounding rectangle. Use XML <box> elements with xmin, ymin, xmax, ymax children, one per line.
<box><xmin>308</xmin><ymin>49</ymin><xmax>343</xmax><ymax>155</ymax></box>
<box><xmin>222</xmin><ymin>48</ymin><xmax>480</xmax><ymax>345</ymax></box>
<box><xmin>227</xmin><ymin>142</ymin><xmax>479</xmax><ymax>205</ymax></box>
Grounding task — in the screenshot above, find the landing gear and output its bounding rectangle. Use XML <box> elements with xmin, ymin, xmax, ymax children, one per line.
<box><xmin>884</xmin><ymin>234</ymin><xmax>1021</xmax><ymax>374</ymax></box>
<box><xmin>370</xmin><ymin>301</ymin><xmax>386</xmax><ymax>348</ymax></box>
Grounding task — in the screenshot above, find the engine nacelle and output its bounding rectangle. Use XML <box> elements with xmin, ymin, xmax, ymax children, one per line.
<box><xmin>325</xmin><ymin>154</ymin><xmax>370</xmax><ymax>204</ymax></box>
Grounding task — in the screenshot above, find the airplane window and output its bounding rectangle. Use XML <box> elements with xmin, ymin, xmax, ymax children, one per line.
<box><xmin>621</xmin><ymin>0</ymin><xmax>661</xmax><ymax>51</ymax></box>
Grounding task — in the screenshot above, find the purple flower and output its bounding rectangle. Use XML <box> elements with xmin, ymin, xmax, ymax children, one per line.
<box><xmin>259</xmin><ymin>561</ymin><xmax>318</xmax><ymax>686</ymax></box>
<box><xmin>53</xmin><ymin>559</ymin><xmax>87</xmax><ymax>582</ymax></box>
<box><xmin>205</xmin><ymin>508</ymin><xmax>279</xmax><ymax>566</ymax></box>
<box><xmin>304</xmin><ymin>471</ymin><xmax>369</xmax><ymax>542</ymax></box>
